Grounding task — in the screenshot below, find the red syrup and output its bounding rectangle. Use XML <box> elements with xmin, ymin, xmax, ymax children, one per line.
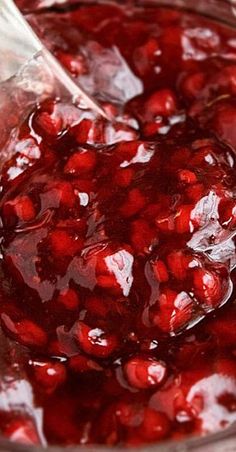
<box><xmin>2</xmin><ymin>1</ymin><xmax>236</xmax><ymax>447</ymax></box>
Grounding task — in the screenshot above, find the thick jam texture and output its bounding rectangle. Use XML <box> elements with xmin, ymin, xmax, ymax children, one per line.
<box><xmin>2</xmin><ymin>1</ymin><xmax>236</xmax><ymax>447</ymax></box>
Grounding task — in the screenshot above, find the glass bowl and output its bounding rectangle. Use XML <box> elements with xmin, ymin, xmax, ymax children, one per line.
<box><xmin>1</xmin><ymin>0</ymin><xmax>236</xmax><ymax>450</ymax></box>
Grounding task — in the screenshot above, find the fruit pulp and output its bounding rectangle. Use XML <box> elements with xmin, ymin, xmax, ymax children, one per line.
<box><xmin>1</xmin><ymin>0</ymin><xmax>236</xmax><ymax>447</ymax></box>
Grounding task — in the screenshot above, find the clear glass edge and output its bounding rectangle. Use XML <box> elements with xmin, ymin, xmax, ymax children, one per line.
<box><xmin>1</xmin><ymin>0</ymin><xmax>236</xmax><ymax>450</ymax></box>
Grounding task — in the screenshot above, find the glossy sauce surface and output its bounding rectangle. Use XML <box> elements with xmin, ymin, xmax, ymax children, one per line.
<box><xmin>1</xmin><ymin>1</ymin><xmax>236</xmax><ymax>447</ymax></box>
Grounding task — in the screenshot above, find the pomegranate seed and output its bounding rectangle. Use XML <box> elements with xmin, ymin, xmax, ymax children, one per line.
<box><xmin>103</xmin><ymin>103</ymin><xmax>119</xmax><ymax>118</ymax></box>
<box><xmin>69</xmin><ymin>355</ymin><xmax>103</xmax><ymax>372</ymax></box>
<box><xmin>115</xmin><ymin>141</ymin><xmax>140</xmax><ymax>163</ymax></box>
<box><xmin>119</xmin><ymin>188</ymin><xmax>146</xmax><ymax>218</ymax></box>
<box><xmin>71</xmin><ymin>118</ymin><xmax>94</xmax><ymax>143</ymax></box>
<box><xmin>104</xmin><ymin>121</ymin><xmax>138</xmax><ymax>144</ymax></box>
<box><xmin>167</xmin><ymin>250</ymin><xmax>191</xmax><ymax>280</ymax></box>
<box><xmin>142</xmin><ymin>119</ymin><xmax>165</xmax><ymax>137</ymax></box>
<box><xmin>1</xmin><ymin>314</ymin><xmax>47</xmax><ymax>347</ymax></box>
<box><xmin>30</xmin><ymin>359</ymin><xmax>67</xmax><ymax>393</ymax></box>
<box><xmin>57</xmin><ymin>288</ymin><xmax>80</xmax><ymax>310</ymax></box>
<box><xmin>193</xmin><ymin>268</ymin><xmax>223</xmax><ymax>307</ymax></box>
<box><xmin>34</xmin><ymin>102</ymin><xmax>63</xmax><ymax>137</ymax></box>
<box><xmin>3</xmin><ymin>418</ymin><xmax>41</xmax><ymax>445</ymax></box>
<box><xmin>53</xmin><ymin>181</ymin><xmax>76</xmax><ymax>209</ymax></box>
<box><xmin>178</xmin><ymin>169</ymin><xmax>197</xmax><ymax>184</ymax></box>
<box><xmin>213</xmin><ymin>105</ymin><xmax>236</xmax><ymax>148</ymax></box>
<box><xmin>186</xmin><ymin>183</ymin><xmax>204</xmax><ymax>202</ymax></box>
<box><xmin>3</xmin><ymin>196</ymin><xmax>36</xmax><ymax>225</ymax></box>
<box><xmin>116</xmin><ymin>402</ymin><xmax>143</xmax><ymax>428</ymax></box>
<box><xmin>94</xmin><ymin>404</ymin><xmax>119</xmax><ymax>445</ymax></box>
<box><xmin>207</xmin><ymin>312</ymin><xmax>236</xmax><ymax>347</ymax></box>
<box><xmin>218</xmin><ymin>198</ymin><xmax>236</xmax><ymax>228</ymax></box>
<box><xmin>144</xmin><ymin>89</ymin><xmax>177</xmax><ymax>119</ymax></box>
<box><xmin>73</xmin><ymin>321</ymin><xmax>119</xmax><ymax>358</ymax></box>
<box><xmin>114</xmin><ymin>168</ymin><xmax>134</xmax><ymax>187</ymax></box>
<box><xmin>50</xmin><ymin>230</ymin><xmax>82</xmax><ymax>257</ymax></box>
<box><xmin>155</xmin><ymin>211</ymin><xmax>175</xmax><ymax>232</ymax></box>
<box><xmin>134</xmin><ymin>38</ymin><xmax>160</xmax><ymax>75</ymax></box>
<box><xmin>140</xmin><ymin>408</ymin><xmax>170</xmax><ymax>441</ymax></box>
<box><xmin>214</xmin><ymin>65</ymin><xmax>236</xmax><ymax>94</ymax></box>
<box><xmin>64</xmin><ymin>149</ymin><xmax>97</xmax><ymax>175</ymax></box>
<box><xmin>152</xmin><ymin>259</ymin><xmax>169</xmax><ymax>282</ymax></box>
<box><xmin>170</xmin><ymin>147</ymin><xmax>192</xmax><ymax>168</ymax></box>
<box><xmin>130</xmin><ymin>219</ymin><xmax>157</xmax><ymax>254</ymax></box>
<box><xmin>152</xmin><ymin>289</ymin><xmax>193</xmax><ymax>333</ymax></box>
<box><xmin>92</xmin><ymin>245</ymin><xmax>134</xmax><ymax>295</ymax></box>
<box><xmin>85</xmin><ymin>296</ymin><xmax>110</xmax><ymax>318</ymax></box>
<box><xmin>175</xmin><ymin>204</ymin><xmax>196</xmax><ymax>234</ymax></box>
<box><xmin>124</xmin><ymin>357</ymin><xmax>167</xmax><ymax>389</ymax></box>
<box><xmin>181</xmin><ymin>72</ymin><xmax>206</xmax><ymax>99</ymax></box>
<box><xmin>56</xmin><ymin>51</ymin><xmax>88</xmax><ymax>76</ymax></box>
<box><xmin>214</xmin><ymin>358</ymin><xmax>236</xmax><ymax>376</ymax></box>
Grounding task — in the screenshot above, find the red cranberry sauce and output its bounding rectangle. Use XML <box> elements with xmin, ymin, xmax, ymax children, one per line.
<box><xmin>2</xmin><ymin>1</ymin><xmax>236</xmax><ymax>447</ymax></box>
